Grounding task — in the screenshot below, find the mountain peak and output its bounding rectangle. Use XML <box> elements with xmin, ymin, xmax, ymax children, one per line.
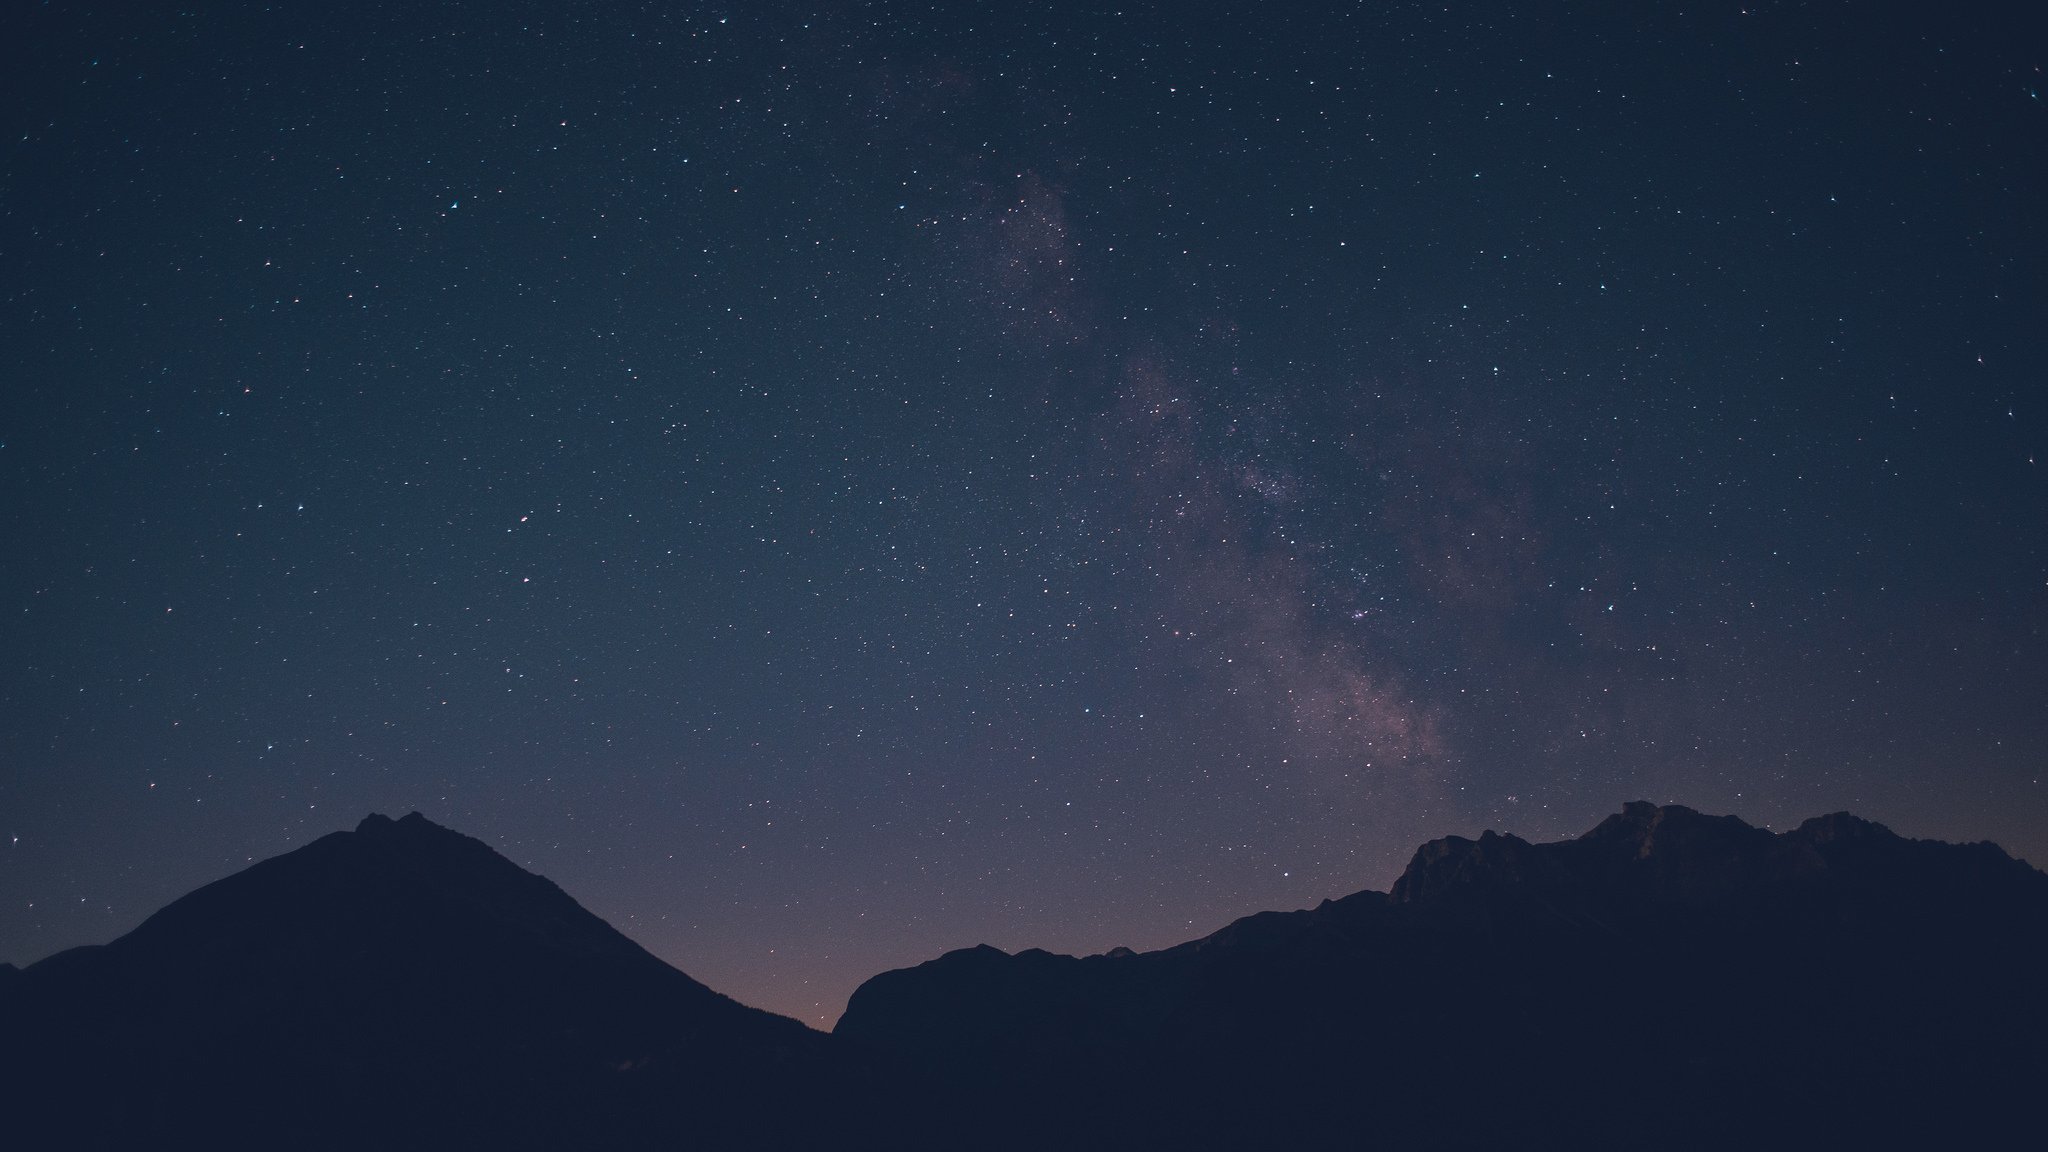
<box><xmin>1790</xmin><ymin>810</ymin><xmax>1893</xmax><ymax>844</ymax></box>
<box><xmin>1579</xmin><ymin>800</ymin><xmax>1768</xmax><ymax>856</ymax></box>
<box><xmin>91</xmin><ymin>811</ymin><xmax>670</xmax><ymax>978</ymax></box>
<box><xmin>4</xmin><ymin>812</ymin><xmax>831</xmax><ymax>1146</ymax></box>
<box><xmin>353</xmin><ymin>810</ymin><xmax>445</xmax><ymax>835</ymax></box>
<box><xmin>1391</xmin><ymin>802</ymin><xmax>1801</xmax><ymax>910</ymax></box>
<box><xmin>1388</xmin><ymin>826</ymin><xmax>1555</xmax><ymax>904</ymax></box>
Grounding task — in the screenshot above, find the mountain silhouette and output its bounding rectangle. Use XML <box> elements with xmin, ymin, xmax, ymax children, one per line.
<box><xmin>0</xmin><ymin>812</ymin><xmax>835</xmax><ymax>1149</ymax></box>
<box><xmin>837</xmin><ymin>802</ymin><xmax>2048</xmax><ymax>1148</ymax></box>
<box><xmin>4</xmin><ymin>803</ymin><xmax>2043</xmax><ymax>1149</ymax></box>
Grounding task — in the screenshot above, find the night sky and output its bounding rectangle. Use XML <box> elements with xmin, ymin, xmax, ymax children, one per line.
<box><xmin>4</xmin><ymin>1</ymin><xmax>2044</xmax><ymax>1026</ymax></box>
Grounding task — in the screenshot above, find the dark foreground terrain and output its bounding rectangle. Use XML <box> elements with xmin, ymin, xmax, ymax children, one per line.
<box><xmin>6</xmin><ymin>803</ymin><xmax>2043</xmax><ymax>1148</ymax></box>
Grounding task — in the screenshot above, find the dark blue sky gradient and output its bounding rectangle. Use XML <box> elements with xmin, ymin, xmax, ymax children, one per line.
<box><xmin>4</xmin><ymin>0</ymin><xmax>2044</xmax><ymax>1024</ymax></box>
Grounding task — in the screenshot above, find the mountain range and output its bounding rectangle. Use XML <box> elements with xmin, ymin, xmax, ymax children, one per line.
<box><xmin>5</xmin><ymin>802</ymin><xmax>2043</xmax><ymax>1148</ymax></box>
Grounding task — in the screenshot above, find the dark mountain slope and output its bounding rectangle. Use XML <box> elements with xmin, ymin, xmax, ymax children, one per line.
<box><xmin>838</xmin><ymin>802</ymin><xmax>2048</xmax><ymax>1149</ymax></box>
<box><xmin>1</xmin><ymin>813</ymin><xmax>835</xmax><ymax>1150</ymax></box>
<box><xmin>7</xmin><ymin>803</ymin><xmax>2040</xmax><ymax>1149</ymax></box>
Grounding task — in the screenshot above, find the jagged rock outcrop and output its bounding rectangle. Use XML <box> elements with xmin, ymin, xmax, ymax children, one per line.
<box><xmin>838</xmin><ymin>802</ymin><xmax>2048</xmax><ymax>1149</ymax></box>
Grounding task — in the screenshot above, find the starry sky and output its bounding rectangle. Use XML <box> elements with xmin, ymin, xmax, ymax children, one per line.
<box><xmin>4</xmin><ymin>1</ymin><xmax>2044</xmax><ymax>1025</ymax></box>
